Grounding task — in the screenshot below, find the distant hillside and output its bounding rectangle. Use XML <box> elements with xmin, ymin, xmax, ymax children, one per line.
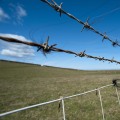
<box><xmin>0</xmin><ymin>59</ymin><xmax>82</xmax><ymax>71</ymax></box>
<box><xmin>0</xmin><ymin>59</ymin><xmax>41</xmax><ymax>66</ymax></box>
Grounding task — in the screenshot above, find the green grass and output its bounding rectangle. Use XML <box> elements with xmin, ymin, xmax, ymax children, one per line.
<box><xmin>0</xmin><ymin>60</ymin><xmax>120</xmax><ymax>120</ymax></box>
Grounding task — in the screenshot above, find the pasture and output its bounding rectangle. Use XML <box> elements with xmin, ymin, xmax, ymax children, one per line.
<box><xmin>0</xmin><ymin>60</ymin><xmax>120</xmax><ymax>120</ymax></box>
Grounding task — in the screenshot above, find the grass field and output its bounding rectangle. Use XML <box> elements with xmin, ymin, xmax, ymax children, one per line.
<box><xmin>0</xmin><ymin>60</ymin><xmax>120</xmax><ymax>120</ymax></box>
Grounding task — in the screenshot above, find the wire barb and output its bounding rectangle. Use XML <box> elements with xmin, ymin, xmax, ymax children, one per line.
<box><xmin>51</xmin><ymin>0</ymin><xmax>63</xmax><ymax>17</ymax></box>
<box><xmin>37</xmin><ymin>36</ymin><xmax>57</xmax><ymax>56</ymax></box>
<box><xmin>77</xmin><ymin>50</ymin><xmax>86</xmax><ymax>57</ymax></box>
<box><xmin>102</xmin><ymin>32</ymin><xmax>108</xmax><ymax>42</ymax></box>
<box><xmin>81</xmin><ymin>17</ymin><xmax>91</xmax><ymax>32</ymax></box>
<box><xmin>112</xmin><ymin>40</ymin><xmax>119</xmax><ymax>47</ymax></box>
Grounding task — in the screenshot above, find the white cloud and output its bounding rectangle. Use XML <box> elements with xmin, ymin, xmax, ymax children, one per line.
<box><xmin>1</xmin><ymin>49</ymin><xmax>23</xmax><ymax>57</ymax></box>
<box><xmin>2</xmin><ymin>3</ymin><xmax>27</xmax><ymax>24</ymax></box>
<box><xmin>0</xmin><ymin>34</ymin><xmax>35</xmax><ymax>58</ymax></box>
<box><xmin>0</xmin><ymin>33</ymin><xmax>30</xmax><ymax>42</ymax></box>
<box><xmin>0</xmin><ymin>7</ymin><xmax>10</xmax><ymax>21</ymax></box>
<box><xmin>16</xmin><ymin>5</ymin><xmax>27</xmax><ymax>20</ymax></box>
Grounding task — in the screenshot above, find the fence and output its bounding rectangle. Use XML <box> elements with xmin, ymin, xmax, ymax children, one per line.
<box><xmin>0</xmin><ymin>83</ymin><xmax>120</xmax><ymax>120</ymax></box>
<box><xmin>41</xmin><ymin>0</ymin><xmax>120</xmax><ymax>47</ymax></box>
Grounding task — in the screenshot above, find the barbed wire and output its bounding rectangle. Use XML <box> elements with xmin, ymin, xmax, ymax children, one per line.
<box><xmin>0</xmin><ymin>35</ymin><xmax>120</xmax><ymax>64</ymax></box>
<box><xmin>41</xmin><ymin>0</ymin><xmax>120</xmax><ymax>47</ymax></box>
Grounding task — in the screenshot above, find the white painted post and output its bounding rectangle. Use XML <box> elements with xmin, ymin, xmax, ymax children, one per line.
<box><xmin>61</xmin><ymin>97</ymin><xmax>66</xmax><ymax>120</ymax></box>
<box><xmin>115</xmin><ymin>87</ymin><xmax>120</xmax><ymax>105</ymax></box>
<box><xmin>98</xmin><ymin>89</ymin><xmax>105</xmax><ymax>120</ymax></box>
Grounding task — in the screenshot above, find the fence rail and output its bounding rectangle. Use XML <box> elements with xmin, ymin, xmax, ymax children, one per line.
<box><xmin>0</xmin><ymin>83</ymin><xmax>120</xmax><ymax>120</ymax></box>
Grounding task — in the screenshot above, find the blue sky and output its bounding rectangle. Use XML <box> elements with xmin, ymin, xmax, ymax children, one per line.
<box><xmin>0</xmin><ymin>0</ymin><xmax>120</xmax><ymax>70</ymax></box>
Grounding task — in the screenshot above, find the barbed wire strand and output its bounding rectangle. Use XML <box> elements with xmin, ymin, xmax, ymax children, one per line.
<box><xmin>0</xmin><ymin>35</ymin><xmax>120</xmax><ymax>64</ymax></box>
<box><xmin>41</xmin><ymin>0</ymin><xmax>120</xmax><ymax>47</ymax></box>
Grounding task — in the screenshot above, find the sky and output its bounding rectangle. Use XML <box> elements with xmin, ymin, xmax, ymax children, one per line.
<box><xmin>0</xmin><ymin>0</ymin><xmax>120</xmax><ymax>70</ymax></box>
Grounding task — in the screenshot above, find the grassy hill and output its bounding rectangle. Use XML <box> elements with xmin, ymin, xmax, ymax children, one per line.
<box><xmin>0</xmin><ymin>60</ymin><xmax>120</xmax><ymax>120</ymax></box>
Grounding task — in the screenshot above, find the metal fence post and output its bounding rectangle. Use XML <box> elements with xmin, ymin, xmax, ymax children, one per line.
<box><xmin>61</xmin><ymin>97</ymin><xmax>66</xmax><ymax>120</ymax></box>
<box><xmin>98</xmin><ymin>89</ymin><xmax>105</xmax><ymax>120</ymax></box>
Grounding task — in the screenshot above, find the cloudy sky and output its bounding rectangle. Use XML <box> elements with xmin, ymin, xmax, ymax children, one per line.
<box><xmin>0</xmin><ymin>0</ymin><xmax>120</xmax><ymax>70</ymax></box>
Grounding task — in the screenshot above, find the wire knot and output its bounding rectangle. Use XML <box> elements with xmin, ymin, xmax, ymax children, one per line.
<box><xmin>112</xmin><ymin>40</ymin><xmax>118</xmax><ymax>47</ymax></box>
<box><xmin>78</xmin><ymin>50</ymin><xmax>86</xmax><ymax>57</ymax></box>
<box><xmin>51</xmin><ymin>0</ymin><xmax>63</xmax><ymax>16</ymax></box>
<box><xmin>81</xmin><ymin>17</ymin><xmax>91</xmax><ymax>32</ymax></box>
<box><xmin>99</xmin><ymin>57</ymin><xmax>104</xmax><ymax>61</ymax></box>
<box><xmin>37</xmin><ymin>36</ymin><xmax>57</xmax><ymax>55</ymax></box>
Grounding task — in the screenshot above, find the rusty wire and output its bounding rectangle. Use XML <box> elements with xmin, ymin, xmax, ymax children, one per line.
<box><xmin>41</xmin><ymin>0</ymin><xmax>120</xmax><ymax>47</ymax></box>
<box><xmin>0</xmin><ymin>35</ymin><xmax>120</xmax><ymax>64</ymax></box>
